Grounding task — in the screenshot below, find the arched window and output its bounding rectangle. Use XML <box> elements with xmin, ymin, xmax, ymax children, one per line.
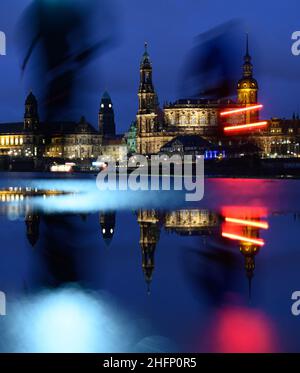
<box><xmin>200</xmin><ymin>116</ymin><xmax>206</xmax><ymax>125</ymax></box>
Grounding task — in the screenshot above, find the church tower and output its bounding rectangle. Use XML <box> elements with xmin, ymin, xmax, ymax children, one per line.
<box><xmin>98</xmin><ymin>91</ymin><xmax>116</xmax><ymax>137</ymax></box>
<box><xmin>237</xmin><ymin>35</ymin><xmax>259</xmax><ymax>122</ymax></box>
<box><xmin>138</xmin><ymin>210</ymin><xmax>161</xmax><ymax>294</ymax></box>
<box><xmin>138</xmin><ymin>42</ymin><xmax>158</xmax><ymax>114</ymax></box>
<box><xmin>24</xmin><ymin>92</ymin><xmax>39</xmax><ymax>131</ymax></box>
<box><xmin>136</xmin><ymin>43</ymin><xmax>159</xmax><ymax>153</ymax></box>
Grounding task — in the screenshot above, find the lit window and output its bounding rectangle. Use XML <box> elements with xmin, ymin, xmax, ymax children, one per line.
<box><xmin>20</xmin><ymin>138</ymin><xmax>23</xmax><ymax>145</ymax></box>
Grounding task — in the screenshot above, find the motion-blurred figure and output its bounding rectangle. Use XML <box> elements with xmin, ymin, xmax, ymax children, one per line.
<box><xmin>17</xmin><ymin>0</ymin><xmax>119</xmax><ymax>121</ymax></box>
<box><xmin>179</xmin><ymin>20</ymin><xmax>242</xmax><ymax>100</ymax></box>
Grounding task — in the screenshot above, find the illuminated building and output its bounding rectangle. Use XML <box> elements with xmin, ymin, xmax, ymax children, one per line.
<box><xmin>135</xmin><ymin>39</ymin><xmax>262</xmax><ymax>156</ymax></box>
<box><xmin>255</xmin><ymin>117</ymin><xmax>300</xmax><ymax>157</ymax></box>
<box><xmin>134</xmin><ymin>38</ymin><xmax>300</xmax><ymax>158</ymax></box>
<box><xmin>100</xmin><ymin>136</ymin><xmax>128</xmax><ymax>163</ymax></box>
<box><xmin>0</xmin><ymin>92</ymin><xmax>105</xmax><ymax>162</ymax></box>
<box><xmin>0</xmin><ymin>92</ymin><xmax>44</xmax><ymax>158</ymax></box>
<box><xmin>160</xmin><ymin>135</ymin><xmax>225</xmax><ymax>159</ymax></box>
<box><xmin>45</xmin><ymin>116</ymin><xmax>101</xmax><ymax>159</ymax></box>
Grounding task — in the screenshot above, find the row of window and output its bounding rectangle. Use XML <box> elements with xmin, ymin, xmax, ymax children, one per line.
<box><xmin>168</xmin><ymin>116</ymin><xmax>217</xmax><ymax>126</ymax></box>
<box><xmin>0</xmin><ymin>137</ymin><xmax>23</xmax><ymax>146</ymax></box>
<box><xmin>51</xmin><ymin>138</ymin><xmax>101</xmax><ymax>145</ymax></box>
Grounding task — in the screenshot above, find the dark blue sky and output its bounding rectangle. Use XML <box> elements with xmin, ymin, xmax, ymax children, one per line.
<box><xmin>0</xmin><ymin>0</ymin><xmax>300</xmax><ymax>133</ymax></box>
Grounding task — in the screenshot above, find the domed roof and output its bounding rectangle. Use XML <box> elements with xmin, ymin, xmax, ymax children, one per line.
<box><xmin>237</xmin><ymin>77</ymin><xmax>258</xmax><ymax>90</ymax></box>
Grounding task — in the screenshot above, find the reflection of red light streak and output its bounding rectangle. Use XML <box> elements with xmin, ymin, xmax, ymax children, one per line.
<box><xmin>206</xmin><ymin>306</ymin><xmax>279</xmax><ymax>353</ymax></box>
<box><xmin>224</xmin><ymin>121</ymin><xmax>268</xmax><ymax>132</ymax></box>
<box><xmin>222</xmin><ymin>232</ymin><xmax>265</xmax><ymax>246</ymax></box>
<box><xmin>220</xmin><ymin>104</ymin><xmax>263</xmax><ymax>116</ymax></box>
<box><xmin>225</xmin><ymin>217</ymin><xmax>269</xmax><ymax>229</ymax></box>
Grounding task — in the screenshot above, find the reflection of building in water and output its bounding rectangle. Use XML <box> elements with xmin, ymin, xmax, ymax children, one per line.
<box><xmin>137</xmin><ymin>210</ymin><xmax>161</xmax><ymax>293</ymax></box>
<box><xmin>240</xmin><ymin>241</ymin><xmax>260</xmax><ymax>298</ymax></box>
<box><xmin>164</xmin><ymin>209</ymin><xmax>219</xmax><ymax>236</ymax></box>
<box><xmin>0</xmin><ymin>188</ymin><xmax>70</xmax><ymax>247</ymax></box>
<box><xmin>222</xmin><ymin>213</ymin><xmax>268</xmax><ymax>298</ymax></box>
<box><xmin>99</xmin><ymin>212</ymin><xmax>116</xmax><ymax>246</ymax></box>
<box><xmin>25</xmin><ymin>213</ymin><xmax>40</xmax><ymax>247</ymax></box>
<box><xmin>137</xmin><ymin>209</ymin><xmax>220</xmax><ymax>293</ymax></box>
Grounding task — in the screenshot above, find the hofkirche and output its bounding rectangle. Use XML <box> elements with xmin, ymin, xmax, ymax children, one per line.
<box><xmin>0</xmin><ymin>38</ymin><xmax>300</xmax><ymax>164</ymax></box>
<box><xmin>136</xmin><ymin>40</ymin><xmax>300</xmax><ymax>158</ymax></box>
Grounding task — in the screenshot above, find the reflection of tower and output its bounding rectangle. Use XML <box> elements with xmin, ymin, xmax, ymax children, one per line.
<box><xmin>240</xmin><ymin>240</ymin><xmax>260</xmax><ymax>299</ymax></box>
<box><xmin>24</xmin><ymin>92</ymin><xmax>39</xmax><ymax>131</ymax></box>
<box><xmin>99</xmin><ymin>211</ymin><xmax>116</xmax><ymax>246</ymax></box>
<box><xmin>138</xmin><ymin>210</ymin><xmax>161</xmax><ymax>294</ymax></box>
<box><xmin>25</xmin><ymin>213</ymin><xmax>40</xmax><ymax>247</ymax></box>
<box><xmin>237</xmin><ymin>35</ymin><xmax>259</xmax><ymax>123</ymax></box>
<box><xmin>222</xmin><ymin>213</ymin><xmax>267</xmax><ymax>299</ymax></box>
<box><xmin>98</xmin><ymin>91</ymin><xmax>116</xmax><ymax>137</ymax></box>
<box><xmin>239</xmin><ymin>225</ymin><xmax>261</xmax><ymax>298</ymax></box>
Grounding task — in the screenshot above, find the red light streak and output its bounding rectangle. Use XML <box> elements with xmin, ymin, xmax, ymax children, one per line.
<box><xmin>224</xmin><ymin>121</ymin><xmax>268</xmax><ymax>132</ymax></box>
<box><xmin>220</xmin><ymin>105</ymin><xmax>263</xmax><ymax>116</ymax></box>
<box><xmin>225</xmin><ymin>217</ymin><xmax>269</xmax><ymax>229</ymax></box>
<box><xmin>222</xmin><ymin>232</ymin><xmax>265</xmax><ymax>246</ymax></box>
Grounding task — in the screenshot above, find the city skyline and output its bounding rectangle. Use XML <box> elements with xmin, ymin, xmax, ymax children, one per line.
<box><xmin>1</xmin><ymin>0</ymin><xmax>300</xmax><ymax>132</ymax></box>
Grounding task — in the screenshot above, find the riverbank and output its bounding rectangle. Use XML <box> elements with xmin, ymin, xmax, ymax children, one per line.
<box><xmin>1</xmin><ymin>157</ymin><xmax>300</xmax><ymax>179</ymax></box>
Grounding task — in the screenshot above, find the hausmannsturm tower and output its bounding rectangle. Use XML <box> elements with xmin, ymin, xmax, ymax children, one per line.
<box><xmin>237</xmin><ymin>35</ymin><xmax>259</xmax><ymax>123</ymax></box>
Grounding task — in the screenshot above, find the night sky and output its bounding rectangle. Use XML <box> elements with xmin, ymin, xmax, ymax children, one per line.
<box><xmin>0</xmin><ymin>0</ymin><xmax>300</xmax><ymax>133</ymax></box>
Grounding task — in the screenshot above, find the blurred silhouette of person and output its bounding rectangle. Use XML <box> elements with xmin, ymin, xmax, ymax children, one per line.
<box><xmin>179</xmin><ymin>20</ymin><xmax>242</xmax><ymax>100</ymax></box>
<box><xmin>17</xmin><ymin>0</ymin><xmax>119</xmax><ymax>121</ymax></box>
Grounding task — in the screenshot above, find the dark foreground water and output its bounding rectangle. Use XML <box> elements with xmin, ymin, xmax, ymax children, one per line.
<box><xmin>0</xmin><ymin>173</ymin><xmax>300</xmax><ymax>353</ymax></box>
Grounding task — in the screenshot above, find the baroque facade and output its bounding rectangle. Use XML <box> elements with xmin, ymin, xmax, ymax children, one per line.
<box><xmin>0</xmin><ymin>90</ymin><xmax>123</xmax><ymax>162</ymax></box>
<box><xmin>135</xmin><ymin>40</ymin><xmax>300</xmax><ymax>158</ymax></box>
<box><xmin>136</xmin><ymin>41</ymin><xmax>259</xmax><ymax>155</ymax></box>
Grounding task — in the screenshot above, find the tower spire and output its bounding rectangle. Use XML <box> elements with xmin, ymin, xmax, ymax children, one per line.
<box><xmin>246</xmin><ymin>33</ymin><xmax>249</xmax><ymax>57</ymax></box>
<box><xmin>237</xmin><ymin>33</ymin><xmax>258</xmax><ymax>109</ymax></box>
<box><xmin>243</xmin><ymin>33</ymin><xmax>253</xmax><ymax>78</ymax></box>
